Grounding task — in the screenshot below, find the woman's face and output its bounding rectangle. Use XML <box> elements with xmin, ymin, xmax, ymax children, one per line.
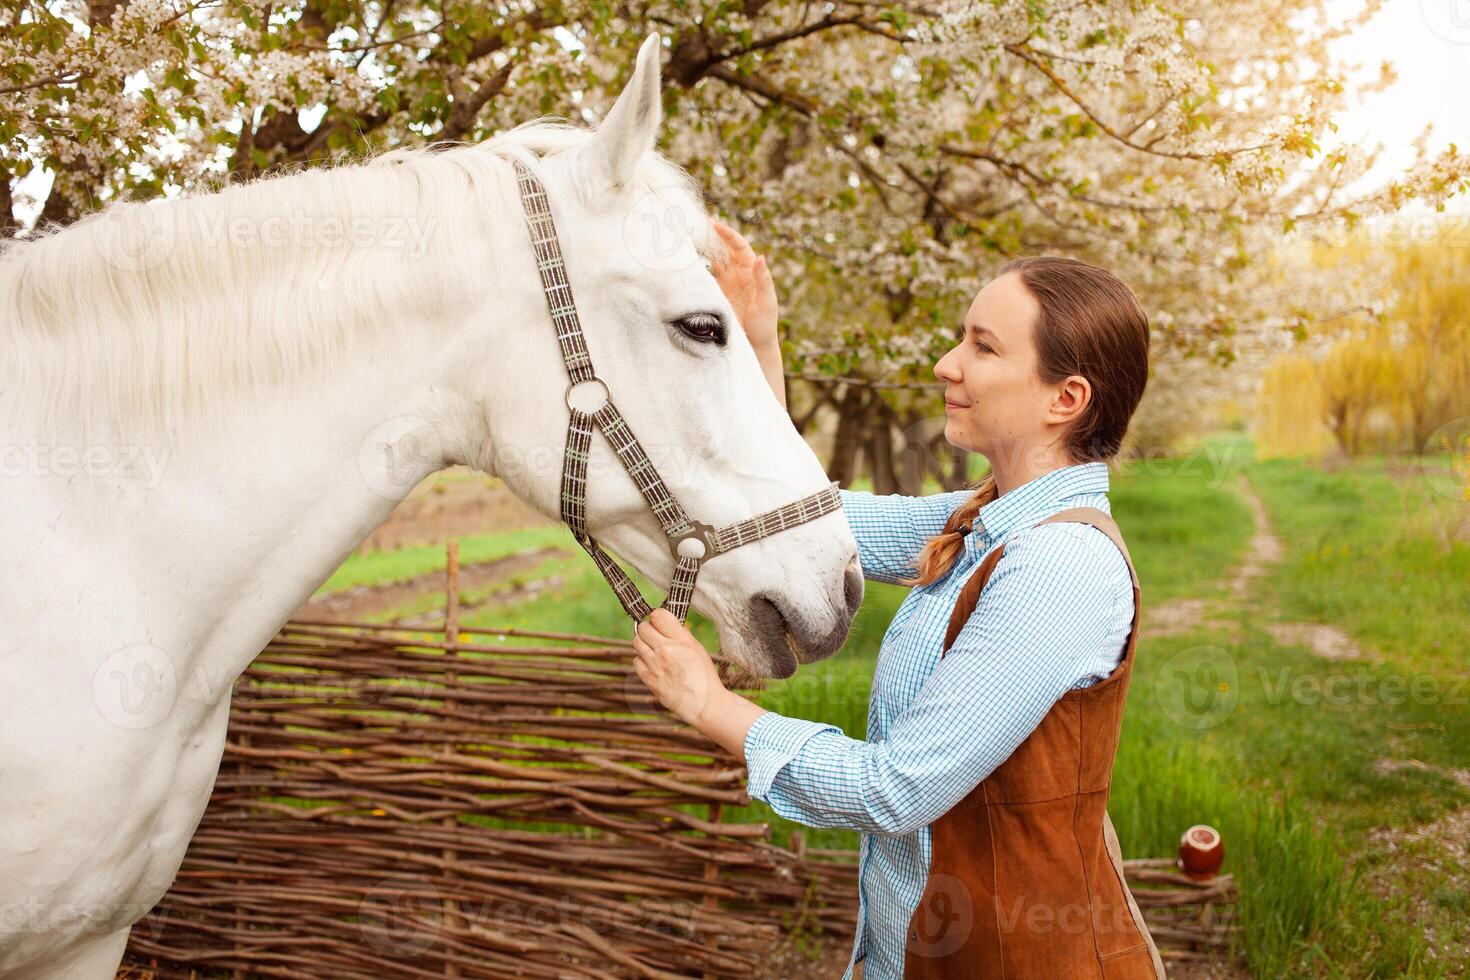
<box><xmin>934</xmin><ymin>271</ymin><xmax>1081</xmax><ymax>464</ymax></box>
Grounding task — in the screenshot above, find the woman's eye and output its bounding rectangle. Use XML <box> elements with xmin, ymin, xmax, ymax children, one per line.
<box><xmin>674</xmin><ymin>313</ymin><xmax>727</xmax><ymax>345</ymax></box>
<box><xmin>974</xmin><ymin>340</ymin><xmax>993</xmax><ymax>353</ymax></box>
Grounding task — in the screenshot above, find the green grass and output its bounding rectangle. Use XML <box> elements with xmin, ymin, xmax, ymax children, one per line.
<box><xmin>318</xmin><ymin>526</ymin><xmax>574</xmax><ymax>593</ymax></box>
<box><xmin>1115</xmin><ymin>613</ymin><xmax>1459</xmax><ymax>978</ymax></box>
<box><xmin>1245</xmin><ymin>453</ymin><xmax>1470</xmax><ymax>677</ymax></box>
<box><xmin>1111</xmin><ymin>450</ymin><xmax>1254</xmax><ymax>604</ymax></box>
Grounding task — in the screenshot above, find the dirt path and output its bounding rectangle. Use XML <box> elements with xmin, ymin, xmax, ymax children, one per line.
<box><xmin>1146</xmin><ymin>475</ymin><xmax>1365</xmax><ymax>663</ymax></box>
<box><xmin>356</xmin><ymin>468</ymin><xmax>557</xmax><ymax>553</ymax></box>
<box><xmin>293</xmin><ymin>546</ymin><xmax>569</xmax><ymax>623</ymax></box>
<box><xmin>1143</xmin><ymin>473</ymin><xmax>1280</xmax><ymax>639</ymax></box>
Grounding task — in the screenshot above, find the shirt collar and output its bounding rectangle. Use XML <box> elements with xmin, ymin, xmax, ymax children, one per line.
<box><xmin>962</xmin><ymin>460</ymin><xmax>1111</xmax><ymax>561</ymax></box>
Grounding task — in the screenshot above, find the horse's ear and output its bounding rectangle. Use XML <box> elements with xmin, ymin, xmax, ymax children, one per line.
<box><xmin>582</xmin><ymin>32</ymin><xmax>663</xmax><ymax>192</ymax></box>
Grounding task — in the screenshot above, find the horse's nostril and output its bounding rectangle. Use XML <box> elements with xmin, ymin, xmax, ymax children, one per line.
<box><xmin>844</xmin><ymin>557</ymin><xmax>864</xmax><ymax>614</ymax></box>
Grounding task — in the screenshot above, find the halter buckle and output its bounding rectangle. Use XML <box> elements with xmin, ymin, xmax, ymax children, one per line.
<box><xmin>669</xmin><ymin>521</ymin><xmax>717</xmax><ymax>561</ymax></box>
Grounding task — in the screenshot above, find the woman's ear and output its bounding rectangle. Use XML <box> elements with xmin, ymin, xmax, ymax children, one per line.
<box><xmin>1049</xmin><ymin>375</ymin><xmax>1093</xmax><ymax>425</ymax></box>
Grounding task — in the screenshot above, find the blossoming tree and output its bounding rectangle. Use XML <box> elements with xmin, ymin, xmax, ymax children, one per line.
<box><xmin>5</xmin><ymin>0</ymin><xmax>1465</xmax><ymax>488</ymax></box>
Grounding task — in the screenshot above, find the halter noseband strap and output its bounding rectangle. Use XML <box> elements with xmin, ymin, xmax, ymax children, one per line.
<box><xmin>512</xmin><ymin>157</ymin><xmax>841</xmax><ymax>625</ymax></box>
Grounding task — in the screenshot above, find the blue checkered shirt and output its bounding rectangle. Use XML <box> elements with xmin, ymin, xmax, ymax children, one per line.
<box><xmin>741</xmin><ymin>461</ymin><xmax>1135</xmax><ymax>980</ymax></box>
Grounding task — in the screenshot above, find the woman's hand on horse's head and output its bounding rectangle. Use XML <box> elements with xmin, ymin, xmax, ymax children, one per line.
<box><xmin>711</xmin><ymin>219</ymin><xmax>779</xmax><ymax>352</ymax></box>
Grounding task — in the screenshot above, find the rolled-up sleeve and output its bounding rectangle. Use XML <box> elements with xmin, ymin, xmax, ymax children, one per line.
<box><xmin>838</xmin><ymin>487</ymin><xmax>972</xmax><ymax>586</ymax></box>
<box><xmin>741</xmin><ymin>523</ymin><xmax>1132</xmax><ymax>836</ymax></box>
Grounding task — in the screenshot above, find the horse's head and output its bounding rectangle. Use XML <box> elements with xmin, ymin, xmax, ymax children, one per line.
<box><xmin>464</xmin><ymin>34</ymin><xmax>860</xmax><ymax>679</ymax></box>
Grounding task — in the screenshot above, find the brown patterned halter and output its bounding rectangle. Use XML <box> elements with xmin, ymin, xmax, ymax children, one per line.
<box><xmin>511</xmin><ymin>157</ymin><xmax>842</xmax><ymax>625</ymax></box>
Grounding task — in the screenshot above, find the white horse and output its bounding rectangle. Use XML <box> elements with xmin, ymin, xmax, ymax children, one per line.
<box><xmin>0</xmin><ymin>34</ymin><xmax>860</xmax><ymax>979</ymax></box>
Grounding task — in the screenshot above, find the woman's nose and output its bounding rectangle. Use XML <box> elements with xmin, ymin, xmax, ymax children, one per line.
<box><xmin>934</xmin><ymin>347</ymin><xmax>960</xmax><ymax>382</ymax></box>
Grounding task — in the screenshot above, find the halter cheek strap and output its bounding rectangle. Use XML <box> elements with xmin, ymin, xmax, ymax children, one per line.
<box><xmin>512</xmin><ymin>157</ymin><xmax>841</xmax><ymax>624</ymax></box>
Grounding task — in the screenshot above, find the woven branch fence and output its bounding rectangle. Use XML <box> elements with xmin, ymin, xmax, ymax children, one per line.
<box><xmin>120</xmin><ymin>546</ymin><xmax>1236</xmax><ymax>978</ymax></box>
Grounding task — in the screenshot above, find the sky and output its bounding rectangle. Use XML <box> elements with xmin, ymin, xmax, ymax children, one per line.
<box><xmin>1319</xmin><ymin>0</ymin><xmax>1469</xmax><ymax>206</ymax></box>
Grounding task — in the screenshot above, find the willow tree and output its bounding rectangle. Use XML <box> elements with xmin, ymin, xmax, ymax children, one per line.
<box><xmin>1256</xmin><ymin>233</ymin><xmax>1470</xmax><ymax>459</ymax></box>
<box><xmin>5</xmin><ymin>0</ymin><xmax>1466</xmax><ymax>488</ymax></box>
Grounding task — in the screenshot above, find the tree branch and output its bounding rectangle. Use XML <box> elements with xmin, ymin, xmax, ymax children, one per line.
<box><xmin>441</xmin><ymin>61</ymin><xmax>516</xmax><ymax>142</ymax></box>
<box><xmin>1003</xmin><ymin>42</ymin><xmax>1272</xmax><ymax>162</ymax></box>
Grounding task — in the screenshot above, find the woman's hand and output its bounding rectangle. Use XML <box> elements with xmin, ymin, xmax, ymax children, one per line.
<box><xmin>711</xmin><ymin>219</ymin><xmax>778</xmax><ymax>352</ymax></box>
<box><xmin>711</xmin><ymin>218</ymin><xmax>786</xmax><ymax>407</ymax></box>
<box><xmin>632</xmin><ymin>608</ymin><xmax>772</xmax><ymax>760</ymax></box>
<box><xmin>633</xmin><ymin>608</ymin><xmax>728</xmax><ymax>727</ymax></box>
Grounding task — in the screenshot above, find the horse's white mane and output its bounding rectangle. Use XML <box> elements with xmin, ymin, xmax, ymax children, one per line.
<box><xmin>0</xmin><ymin>120</ymin><xmax>710</xmax><ymax>443</ymax></box>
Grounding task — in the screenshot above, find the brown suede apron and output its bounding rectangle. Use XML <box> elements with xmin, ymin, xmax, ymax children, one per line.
<box><xmin>902</xmin><ymin>507</ymin><xmax>1165</xmax><ymax>980</ymax></box>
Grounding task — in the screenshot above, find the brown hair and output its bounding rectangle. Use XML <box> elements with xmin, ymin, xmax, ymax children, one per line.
<box><xmin>899</xmin><ymin>255</ymin><xmax>1150</xmax><ymax>588</ymax></box>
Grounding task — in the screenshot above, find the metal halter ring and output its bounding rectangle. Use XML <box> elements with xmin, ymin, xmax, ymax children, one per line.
<box><xmin>669</xmin><ymin>520</ymin><xmax>717</xmax><ymax>562</ymax></box>
<box><xmin>565</xmin><ymin>377</ymin><xmax>611</xmax><ymax>414</ymax></box>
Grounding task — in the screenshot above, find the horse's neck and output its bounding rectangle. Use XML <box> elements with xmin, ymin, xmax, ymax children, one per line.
<box><xmin>3</xmin><ymin>329</ymin><xmax>459</xmax><ymax>703</ymax></box>
<box><xmin>2</xmin><ymin>167</ymin><xmax>565</xmax><ymax>704</ymax></box>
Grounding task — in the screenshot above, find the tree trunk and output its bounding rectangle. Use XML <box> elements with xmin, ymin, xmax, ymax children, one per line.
<box><xmin>944</xmin><ymin>442</ymin><xmax>971</xmax><ymax>490</ymax></box>
<box><xmin>827</xmin><ymin>385</ymin><xmax>868</xmax><ymax>487</ymax></box>
<box><xmin>867</xmin><ymin>398</ymin><xmax>899</xmax><ymax>495</ymax></box>
<box><xmin>897</xmin><ymin>410</ymin><xmax>926</xmax><ymax>494</ymax></box>
<box><xmin>0</xmin><ymin>169</ymin><xmax>15</xmax><ymax>239</ymax></box>
<box><xmin>792</xmin><ymin>380</ymin><xmax>837</xmax><ymax>437</ymax></box>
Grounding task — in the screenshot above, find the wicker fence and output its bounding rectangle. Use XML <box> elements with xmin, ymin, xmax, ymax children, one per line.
<box><xmin>119</xmin><ymin>548</ymin><xmax>1235</xmax><ymax>978</ymax></box>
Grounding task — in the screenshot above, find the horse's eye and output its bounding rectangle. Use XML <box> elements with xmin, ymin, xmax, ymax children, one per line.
<box><xmin>673</xmin><ymin>313</ymin><xmax>727</xmax><ymax>345</ymax></box>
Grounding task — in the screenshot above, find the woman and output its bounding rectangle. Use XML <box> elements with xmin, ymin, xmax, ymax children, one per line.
<box><xmin>633</xmin><ymin>222</ymin><xmax>1163</xmax><ymax>980</ymax></box>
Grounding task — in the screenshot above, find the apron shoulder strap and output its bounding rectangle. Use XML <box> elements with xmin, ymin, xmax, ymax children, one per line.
<box><xmin>941</xmin><ymin>506</ymin><xmax>1137</xmax><ymax>654</ymax></box>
